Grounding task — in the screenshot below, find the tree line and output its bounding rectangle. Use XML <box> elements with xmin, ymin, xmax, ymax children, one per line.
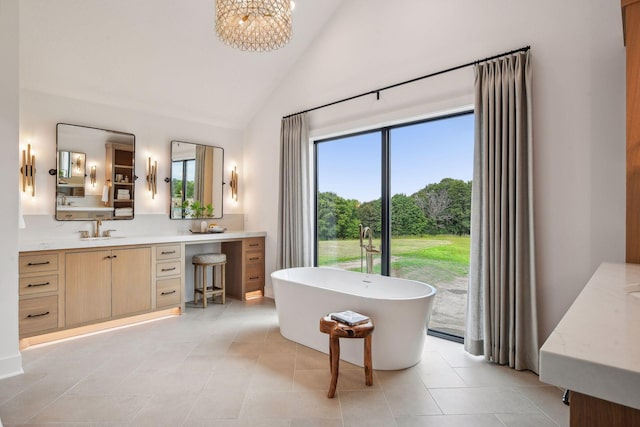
<box><xmin>317</xmin><ymin>178</ymin><xmax>471</xmax><ymax>240</ymax></box>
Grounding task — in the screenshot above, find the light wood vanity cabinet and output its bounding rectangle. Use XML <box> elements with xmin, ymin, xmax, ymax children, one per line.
<box><xmin>222</xmin><ymin>236</ymin><xmax>265</xmax><ymax>300</ymax></box>
<box><xmin>18</xmin><ymin>252</ymin><xmax>64</xmax><ymax>337</ymax></box>
<box><xmin>65</xmin><ymin>247</ymin><xmax>152</xmax><ymax>327</ymax></box>
<box><xmin>111</xmin><ymin>248</ymin><xmax>152</xmax><ymax>316</ymax></box>
<box><xmin>244</xmin><ymin>238</ymin><xmax>265</xmax><ymax>293</ymax></box>
<box><xmin>18</xmin><ymin>234</ymin><xmax>263</xmax><ymax>341</ymax></box>
<box><xmin>154</xmin><ymin>244</ymin><xmax>184</xmax><ymax>309</ymax></box>
<box><xmin>65</xmin><ymin>250</ymin><xmax>112</xmax><ymax>326</ymax></box>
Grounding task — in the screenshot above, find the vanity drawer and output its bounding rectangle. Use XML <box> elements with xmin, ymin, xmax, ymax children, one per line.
<box><xmin>156</xmin><ymin>244</ymin><xmax>181</xmax><ymax>260</ymax></box>
<box><xmin>19</xmin><ymin>295</ymin><xmax>58</xmax><ymax>336</ymax></box>
<box><xmin>156</xmin><ymin>260</ymin><xmax>181</xmax><ymax>277</ymax></box>
<box><xmin>19</xmin><ymin>253</ymin><xmax>59</xmax><ymax>274</ymax></box>
<box><xmin>90</xmin><ymin>212</ymin><xmax>112</xmax><ymax>220</ymax></box>
<box><xmin>19</xmin><ymin>274</ymin><xmax>58</xmax><ymax>296</ymax></box>
<box><xmin>156</xmin><ymin>277</ymin><xmax>181</xmax><ymax>308</ymax></box>
<box><xmin>244</xmin><ymin>238</ymin><xmax>264</xmax><ymax>251</ymax></box>
<box><xmin>245</xmin><ymin>265</ymin><xmax>264</xmax><ymax>292</ymax></box>
<box><xmin>245</xmin><ymin>251</ymin><xmax>263</xmax><ymax>265</ymax></box>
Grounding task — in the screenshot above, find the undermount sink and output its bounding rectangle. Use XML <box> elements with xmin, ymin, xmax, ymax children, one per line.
<box><xmin>80</xmin><ymin>236</ymin><xmax>126</xmax><ymax>241</ymax></box>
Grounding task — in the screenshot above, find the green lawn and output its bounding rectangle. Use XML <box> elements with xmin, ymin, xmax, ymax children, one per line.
<box><xmin>318</xmin><ymin>235</ymin><xmax>470</xmax><ymax>284</ymax></box>
<box><xmin>318</xmin><ymin>235</ymin><xmax>471</xmax><ymax>337</ymax></box>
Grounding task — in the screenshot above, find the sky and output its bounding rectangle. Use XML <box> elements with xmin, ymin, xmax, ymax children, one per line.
<box><xmin>316</xmin><ymin>113</ymin><xmax>474</xmax><ymax>203</ymax></box>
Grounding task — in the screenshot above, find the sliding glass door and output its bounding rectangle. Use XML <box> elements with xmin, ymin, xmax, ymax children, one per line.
<box><xmin>388</xmin><ymin>114</ymin><xmax>473</xmax><ymax>339</ymax></box>
<box><xmin>316</xmin><ymin>131</ymin><xmax>381</xmax><ymax>272</ymax></box>
<box><xmin>315</xmin><ymin>112</ymin><xmax>473</xmax><ymax>340</ymax></box>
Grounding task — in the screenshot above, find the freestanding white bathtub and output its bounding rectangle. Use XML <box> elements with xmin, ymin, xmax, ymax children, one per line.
<box><xmin>271</xmin><ymin>267</ymin><xmax>437</xmax><ymax>370</ymax></box>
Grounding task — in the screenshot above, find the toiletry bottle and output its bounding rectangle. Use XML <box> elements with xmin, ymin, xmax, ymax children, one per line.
<box><xmin>201</xmin><ymin>221</ymin><xmax>207</xmax><ymax>233</ymax></box>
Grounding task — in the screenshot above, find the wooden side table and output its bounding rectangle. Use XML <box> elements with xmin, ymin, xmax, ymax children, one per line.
<box><xmin>319</xmin><ymin>315</ymin><xmax>374</xmax><ymax>398</ymax></box>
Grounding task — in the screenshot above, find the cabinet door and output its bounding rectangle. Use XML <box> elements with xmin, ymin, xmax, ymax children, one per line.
<box><xmin>66</xmin><ymin>250</ymin><xmax>112</xmax><ymax>326</ymax></box>
<box><xmin>112</xmin><ymin>247</ymin><xmax>151</xmax><ymax>316</ymax></box>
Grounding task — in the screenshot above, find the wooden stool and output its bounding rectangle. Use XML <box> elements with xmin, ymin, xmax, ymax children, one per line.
<box><xmin>192</xmin><ymin>253</ymin><xmax>226</xmax><ymax>307</ymax></box>
<box><xmin>319</xmin><ymin>315</ymin><xmax>374</xmax><ymax>398</ymax></box>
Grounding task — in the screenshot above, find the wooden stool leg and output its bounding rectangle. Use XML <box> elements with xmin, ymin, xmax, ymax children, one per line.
<box><xmin>328</xmin><ymin>334</ymin><xmax>340</xmax><ymax>398</ymax></box>
<box><xmin>193</xmin><ymin>264</ymin><xmax>198</xmax><ymax>305</ymax></box>
<box><xmin>202</xmin><ymin>266</ymin><xmax>208</xmax><ymax>308</ymax></box>
<box><xmin>364</xmin><ymin>334</ymin><xmax>373</xmax><ymax>386</ymax></box>
<box><xmin>221</xmin><ymin>263</ymin><xmax>226</xmax><ymax>304</ymax></box>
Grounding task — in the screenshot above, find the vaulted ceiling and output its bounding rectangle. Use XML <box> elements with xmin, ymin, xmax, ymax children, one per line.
<box><xmin>20</xmin><ymin>0</ymin><xmax>344</xmax><ymax>129</ymax></box>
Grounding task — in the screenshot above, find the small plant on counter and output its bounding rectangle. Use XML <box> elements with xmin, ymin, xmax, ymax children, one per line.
<box><xmin>181</xmin><ymin>200</ymin><xmax>214</xmax><ymax>218</ymax></box>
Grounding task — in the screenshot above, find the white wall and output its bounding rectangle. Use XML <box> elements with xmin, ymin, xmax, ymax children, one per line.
<box><xmin>9</xmin><ymin>89</ymin><xmax>246</xmax><ymax>378</ymax></box>
<box><xmin>20</xmin><ymin>89</ymin><xmax>244</xmax><ymax>219</ymax></box>
<box><xmin>244</xmin><ymin>0</ymin><xmax>626</xmax><ymax>343</ymax></box>
<box><xmin>0</xmin><ymin>0</ymin><xmax>23</xmax><ymax>379</ymax></box>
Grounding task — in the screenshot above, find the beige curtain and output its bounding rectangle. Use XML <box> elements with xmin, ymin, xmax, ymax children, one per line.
<box><xmin>464</xmin><ymin>51</ymin><xmax>538</xmax><ymax>373</ymax></box>
<box><xmin>277</xmin><ymin>113</ymin><xmax>312</xmax><ymax>269</ymax></box>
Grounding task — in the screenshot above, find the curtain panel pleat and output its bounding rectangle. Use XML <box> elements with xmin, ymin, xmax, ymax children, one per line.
<box><xmin>465</xmin><ymin>51</ymin><xmax>538</xmax><ymax>373</ymax></box>
<box><xmin>277</xmin><ymin>113</ymin><xmax>312</xmax><ymax>270</ymax></box>
<box><xmin>194</xmin><ymin>144</ymin><xmax>206</xmax><ymax>202</ymax></box>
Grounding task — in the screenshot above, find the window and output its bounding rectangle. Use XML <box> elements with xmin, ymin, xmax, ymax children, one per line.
<box><xmin>171</xmin><ymin>159</ymin><xmax>195</xmax><ymax>218</ymax></box>
<box><xmin>315</xmin><ymin>111</ymin><xmax>473</xmax><ymax>340</ymax></box>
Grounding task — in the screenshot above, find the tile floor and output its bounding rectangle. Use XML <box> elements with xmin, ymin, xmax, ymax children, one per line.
<box><xmin>0</xmin><ymin>298</ymin><xmax>568</xmax><ymax>426</ymax></box>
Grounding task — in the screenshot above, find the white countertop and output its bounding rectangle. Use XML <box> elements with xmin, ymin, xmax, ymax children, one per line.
<box><xmin>56</xmin><ymin>206</ymin><xmax>114</xmax><ymax>212</ymax></box>
<box><xmin>539</xmin><ymin>262</ymin><xmax>640</xmax><ymax>410</ymax></box>
<box><xmin>19</xmin><ymin>230</ymin><xmax>266</xmax><ymax>252</ymax></box>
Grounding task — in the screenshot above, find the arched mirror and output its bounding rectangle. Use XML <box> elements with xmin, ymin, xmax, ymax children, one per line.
<box><xmin>170</xmin><ymin>140</ymin><xmax>223</xmax><ymax>219</ymax></box>
<box><xmin>55</xmin><ymin>123</ymin><xmax>135</xmax><ymax>220</ymax></box>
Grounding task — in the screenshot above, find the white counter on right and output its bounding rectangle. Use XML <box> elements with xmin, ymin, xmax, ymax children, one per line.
<box><xmin>539</xmin><ymin>262</ymin><xmax>640</xmax><ymax>411</ymax></box>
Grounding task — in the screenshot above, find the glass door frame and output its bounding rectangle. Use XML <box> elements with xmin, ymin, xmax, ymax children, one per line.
<box><xmin>313</xmin><ymin>110</ymin><xmax>473</xmax><ymax>271</ymax></box>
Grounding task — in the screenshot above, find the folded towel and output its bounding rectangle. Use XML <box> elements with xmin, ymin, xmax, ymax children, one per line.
<box><xmin>116</xmin><ymin>195</ymin><xmax>130</xmax><ymax>200</ymax></box>
<box><xmin>114</xmin><ymin>208</ymin><xmax>133</xmax><ymax>217</ymax></box>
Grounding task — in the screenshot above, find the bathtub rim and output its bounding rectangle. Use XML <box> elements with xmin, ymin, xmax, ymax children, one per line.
<box><xmin>271</xmin><ymin>266</ymin><xmax>437</xmax><ymax>301</ymax></box>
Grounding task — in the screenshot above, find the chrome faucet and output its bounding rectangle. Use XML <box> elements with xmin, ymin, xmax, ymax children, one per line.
<box><xmin>94</xmin><ymin>219</ymin><xmax>102</xmax><ymax>238</ymax></box>
<box><xmin>359</xmin><ymin>224</ymin><xmax>380</xmax><ymax>274</ymax></box>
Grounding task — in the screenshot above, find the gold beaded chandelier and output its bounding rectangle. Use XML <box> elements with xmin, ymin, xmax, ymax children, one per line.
<box><xmin>215</xmin><ymin>0</ymin><xmax>292</xmax><ymax>52</ymax></box>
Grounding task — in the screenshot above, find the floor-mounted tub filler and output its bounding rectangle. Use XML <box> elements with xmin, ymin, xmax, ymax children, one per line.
<box><xmin>271</xmin><ymin>267</ymin><xmax>437</xmax><ymax>370</ymax></box>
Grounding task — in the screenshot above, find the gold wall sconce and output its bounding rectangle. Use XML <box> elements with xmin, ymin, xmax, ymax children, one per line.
<box><xmin>20</xmin><ymin>144</ymin><xmax>36</xmax><ymax>197</ymax></box>
<box><xmin>90</xmin><ymin>165</ymin><xmax>97</xmax><ymax>187</ymax></box>
<box><xmin>146</xmin><ymin>157</ymin><xmax>157</xmax><ymax>199</ymax></box>
<box><xmin>73</xmin><ymin>153</ymin><xmax>83</xmax><ymax>174</ymax></box>
<box><xmin>230</xmin><ymin>166</ymin><xmax>238</xmax><ymax>201</ymax></box>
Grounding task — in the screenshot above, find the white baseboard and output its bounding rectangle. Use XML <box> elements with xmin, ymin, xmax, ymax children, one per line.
<box><xmin>0</xmin><ymin>351</ymin><xmax>23</xmax><ymax>380</ymax></box>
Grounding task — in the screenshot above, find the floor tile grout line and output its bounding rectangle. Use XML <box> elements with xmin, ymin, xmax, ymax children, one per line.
<box><xmin>514</xmin><ymin>386</ymin><xmax>564</xmax><ymax>427</ymax></box>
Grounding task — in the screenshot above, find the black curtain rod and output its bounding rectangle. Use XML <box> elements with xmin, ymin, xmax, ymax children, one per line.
<box><xmin>283</xmin><ymin>45</ymin><xmax>530</xmax><ymax>119</ymax></box>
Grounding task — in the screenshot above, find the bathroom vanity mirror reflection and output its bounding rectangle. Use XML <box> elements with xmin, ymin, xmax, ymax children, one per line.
<box><xmin>56</xmin><ymin>123</ymin><xmax>135</xmax><ymax>221</ymax></box>
<box><xmin>57</xmin><ymin>151</ymin><xmax>86</xmax><ymax>196</ymax></box>
<box><xmin>170</xmin><ymin>140</ymin><xmax>223</xmax><ymax>219</ymax></box>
